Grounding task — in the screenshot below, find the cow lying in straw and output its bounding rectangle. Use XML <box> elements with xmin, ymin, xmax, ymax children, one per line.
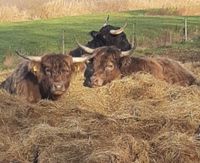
<box><xmin>77</xmin><ymin>44</ymin><xmax>199</xmax><ymax>88</ymax></box>
<box><xmin>0</xmin><ymin>52</ymin><xmax>90</xmax><ymax>102</ymax></box>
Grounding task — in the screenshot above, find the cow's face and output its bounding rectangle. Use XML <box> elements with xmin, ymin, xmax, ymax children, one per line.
<box><xmin>87</xmin><ymin>31</ymin><xmax>106</xmax><ymax>48</ymax></box>
<box><xmin>84</xmin><ymin>47</ymin><xmax>122</xmax><ymax>88</ymax></box>
<box><xmin>28</xmin><ymin>54</ymin><xmax>74</xmax><ymax>99</ymax></box>
<box><xmin>88</xmin><ymin>25</ymin><xmax>131</xmax><ymax>51</ymax></box>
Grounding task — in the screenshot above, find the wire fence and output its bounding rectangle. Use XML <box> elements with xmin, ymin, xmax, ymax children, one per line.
<box><xmin>132</xmin><ymin>17</ymin><xmax>200</xmax><ymax>49</ymax></box>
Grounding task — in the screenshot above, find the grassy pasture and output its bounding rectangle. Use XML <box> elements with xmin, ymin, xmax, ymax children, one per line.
<box><xmin>0</xmin><ymin>10</ymin><xmax>200</xmax><ymax>68</ymax></box>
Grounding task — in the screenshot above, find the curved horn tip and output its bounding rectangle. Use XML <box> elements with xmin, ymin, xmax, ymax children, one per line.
<box><xmin>110</xmin><ymin>22</ymin><xmax>128</xmax><ymax>35</ymax></box>
<box><xmin>15</xmin><ymin>50</ymin><xmax>31</xmax><ymax>61</ymax></box>
<box><xmin>120</xmin><ymin>48</ymin><xmax>134</xmax><ymax>57</ymax></box>
<box><xmin>15</xmin><ymin>50</ymin><xmax>42</xmax><ymax>61</ymax></box>
<box><xmin>72</xmin><ymin>52</ymin><xmax>97</xmax><ymax>63</ymax></box>
<box><xmin>76</xmin><ymin>41</ymin><xmax>95</xmax><ymax>54</ymax></box>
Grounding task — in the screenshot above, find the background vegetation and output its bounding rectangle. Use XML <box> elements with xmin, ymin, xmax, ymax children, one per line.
<box><xmin>0</xmin><ymin>0</ymin><xmax>200</xmax><ymax>22</ymax></box>
<box><xmin>0</xmin><ymin>10</ymin><xmax>200</xmax><ymax>69</ymax></box>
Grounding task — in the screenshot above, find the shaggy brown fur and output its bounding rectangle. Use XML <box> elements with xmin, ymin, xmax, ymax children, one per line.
<box><xmin>84</xmin><ymin>46</ymin><xmax>199</xmax><ymax>87</ymax></box>
<box><xmin>0</xmin><ymin>54</ymin><xmax>74</xmax><ymax>102</ymax></box>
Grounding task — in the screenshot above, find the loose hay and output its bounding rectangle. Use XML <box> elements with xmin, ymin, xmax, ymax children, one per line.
<box><xmin>1</xmin><ymin>62</ymin><xmax>200</xmax><ymax>162</ymax></box>
<box><xmin>150</xmin><ymin>132</ymin><xmax>200</xmax><ymax>163</ymax></box>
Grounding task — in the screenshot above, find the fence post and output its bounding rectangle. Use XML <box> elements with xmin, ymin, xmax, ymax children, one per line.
<box><xmin>132</xmin><ymin>22</ymin><xmax>137</xmax><ymax>49</ymax></box>
<box><xmin>184</xmin><ymin>18</ymin><xmax>188</xmax><ymax>42</ymax></box>
<box><xmin>169</xmin><ymin>31</ymin><xmax>172</xmax><ymax>45</ymax></box>
<box><xmin>62</xmin><ymin>30</ymin><xmax>65</xmax><ymax>54</ymax></box>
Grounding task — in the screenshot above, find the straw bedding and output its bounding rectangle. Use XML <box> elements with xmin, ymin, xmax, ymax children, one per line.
<box><xmin>0</xmin><ymin>62</ymin><xmax>200</xmax><ymax>163</ymax></box>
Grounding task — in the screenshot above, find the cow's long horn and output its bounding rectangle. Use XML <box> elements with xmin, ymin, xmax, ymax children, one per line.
<box><xmin>110</xmin><ymin>22</ymin><xmax>127</xmax><ymax>35</ymax></box>
<box><xmin>15</xmin><ymin>51</ymin><xmax>42</xmax><ymax>61</ymax></box>
<box><xmin>72</xmin><ymin>53</ymin><xmax>96</xmax><ymax>63</ymax></box>
<box><xmin>76</xmin><ymin>41</ymin><xmax>95</xmax><ymax>54</ymax></box>
<box><xmin>16</xmin><ymin>51</ymin><xmax>30</xmax><ymax>60</ymax></box>
<box><xmin>120</xmin><ymin>37</ymin><xmax>136</xmax><ymax>57</ymax></box>
<box><xmin>120</xmin><ymin>49</ymin><xmax>134</xmax><ymax>57</ymax></box>
<box><xmin>120</xmin><ymin>30</ymin><xmax>137</xmax><ymax>58</ymax></box>
<box><xmin>26</xmin><ymin>56</ymin><xmax>42</xmax><ymax>61</ymax></box>
<box><xmin>103</xmin><ymin>15</ymin><xmax>109</xmax><ymax>27</ymax></box>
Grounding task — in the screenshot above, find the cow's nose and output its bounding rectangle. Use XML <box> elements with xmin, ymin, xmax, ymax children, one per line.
<box><xmin>91</xmin><ymin>76</ymin><xmax>103</xmax><ymax>87</ymax></box>
<box><xmin>55</xmin><ymin>84</ymin><xmax>62</xmax><ymax>89</ymax></box>
<box><xmin>53</xmin><ymin>82</ymin><xmax>65</xmax><ymax>91</ymax></box>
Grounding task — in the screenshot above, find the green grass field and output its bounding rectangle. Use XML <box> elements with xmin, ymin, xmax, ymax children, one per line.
<box><xmin>0</xmin><ymin>10</ymin><xmax>200</xmax><ymax>68</ymax></box>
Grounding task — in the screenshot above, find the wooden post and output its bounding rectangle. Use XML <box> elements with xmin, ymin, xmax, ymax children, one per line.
<box><xmin>132</xmin><ymin>22</ymin><xmax>137</xmax><ymax>49</ymax></box>
<box><xmin>169</xmin><ymin>31</ymin><xmax>172</xmax><ymax>45</ymax></box>
<box><xmin>195</xmin><ymin>25</ymin><xmax>198</xmax><ymax>34</ymax></box>
<box><xmin>184</xmin><ymin>18</ymin><xmax>188</xmax><ymax>41</ymax></box>
<box><xmin>62</xmin><ymin>30</ymin><xmax>65</xmax><ymax>54</ymax></box>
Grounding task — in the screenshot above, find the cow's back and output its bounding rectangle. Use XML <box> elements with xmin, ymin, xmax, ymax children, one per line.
<box><xmin>156</xmin><ymin>57</ymin><xmax>196</xmax><ymax>86</ymax></box>
<box><xmin>120</xmin><ymin>56</ymin><xmax>197</xmax><ymax>86</ymax></box>
<box><xmin>120</xmin><ymin>57</ymin><xmax>165</xmax><ymax>80</ymax></box>
<box><xmin>0</xmin><ymin>61</ymin><xmax>41</xmax><ymax>102</ymax></box>
<box><xmin>0</xmin><ymin>62</ymin><xmax>28</xmax><ymax>93</ymax></box>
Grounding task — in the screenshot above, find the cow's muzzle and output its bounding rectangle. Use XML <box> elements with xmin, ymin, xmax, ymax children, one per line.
<box><xmin>51</xmin><ymin>82</ymin><xmax>66</xmax><ymax>95</ymax></box>
<box><xmin>83</xmin><ymin>76</ymin><xmax>103</xmax><ymax>88</ymax></box>
<box><xmin>90</xmin><ymin>76</ymin><xmax>104</xmax><ymax>88</ymax></box>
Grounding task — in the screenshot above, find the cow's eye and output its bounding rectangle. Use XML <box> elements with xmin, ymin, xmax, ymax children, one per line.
<box><xmin>62</xmin><ymin>69</ymin><xmax>69</xmax><ymax>74</ymax></box>
<box><xmin>45</xmin><ymin>68</ymin><xmax>51</xmax><ymax>75</ymax></box>
<box><xmin>106</xmin><ymin>63</ymin><xmax>114</xmax><ymax>71</ymax></box>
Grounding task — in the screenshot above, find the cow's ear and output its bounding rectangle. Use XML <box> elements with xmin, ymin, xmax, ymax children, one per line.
<box><xmin>28</xmin><ymin>61</ymin><xmax>41</xmax><ymax>76</ymax></box>
<box><xmin>90</xmin><ymin>31</ymin><xmax>99</xmax><ymax>38</ymax></box>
